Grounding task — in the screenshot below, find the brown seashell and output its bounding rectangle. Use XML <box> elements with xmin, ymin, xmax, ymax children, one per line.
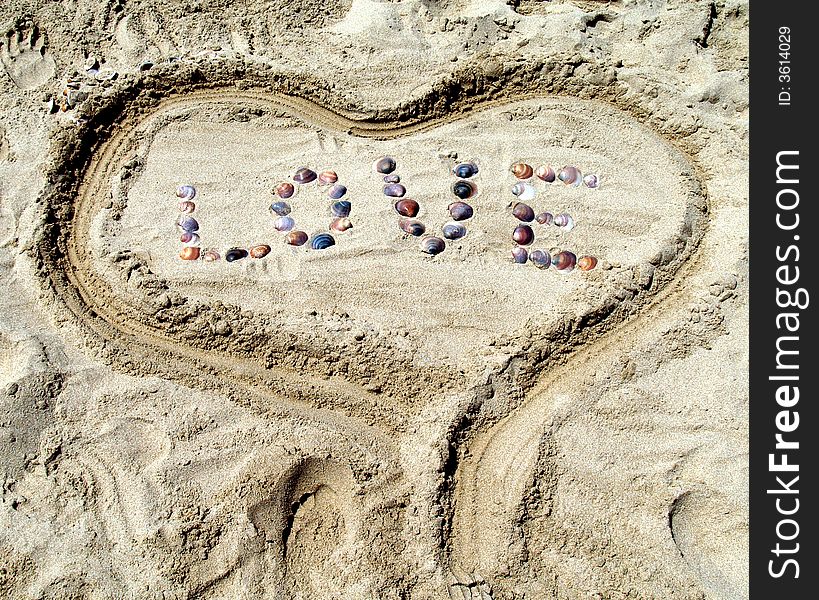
<box><xmin>330</xmin><ymin>217</ymin><xmax>353</xmax><ymax>232</ymax></box>
<box><xmin>511</xmin><ymin>202</ymin><xmax>535</xmax><ymax>222</ymax></box>
<box><xmin>318</xmin><ymin>170</ymin><xmax>338</xmax><ymax>185</ymax></box>
<box><xmin>511</xmin><ymin>162</ymin><xmax>534</xmax><ymax>180</ymax></box>
<box><xmin>250</xmin><ymin>244</ymin><xmax>271</xmax><ymax>258</ymax></box>
<box><xmin>394</xmin><ymin>199</ymin><xmax>420</xmax><ymax>218</ymax></box>
<box><xmin>536</xmin><ymin>165</ymin><xmax>556</xmax><ymax>182</ymax></box>
<box><xmin>179</xmin><ymin>247</ymin><xmax>200</xmax><ymax>261</ymax></box>
<box><xmin>285</xmin><ymin>231</ymin><xmax>308</xmax><ymax>246</ymax></box>
<box><xmin>512</xmin><ymin>225</ymin><xmax>535</xmax><ymax>246</ymax></box>
<box><xmin>578</xmin><ymin>255</ymin><xmax>598</xmax><ymax>271</ymax></box>
<box><xmin>275</xmin><ymin>182</ymin><xmax>296</xmax><ymax>198</ymax></box>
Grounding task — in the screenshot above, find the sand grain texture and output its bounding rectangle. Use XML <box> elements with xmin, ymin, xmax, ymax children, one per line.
<box><xmin>0</xmin><ymin>0</ymin><xmax>748</xmax><ymax>598</ymax></box>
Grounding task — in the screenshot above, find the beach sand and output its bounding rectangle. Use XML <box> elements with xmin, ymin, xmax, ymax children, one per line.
<box><xmin>0</xmin><ymin>1</ymin><xmax>748</xmax><ymax>598</ymax></box>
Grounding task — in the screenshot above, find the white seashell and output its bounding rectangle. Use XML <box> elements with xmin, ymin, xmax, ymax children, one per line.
<box><xmin>511</xmin><ymin>182</ymin><xmax>536</xmax><ymax>202</ymax></box>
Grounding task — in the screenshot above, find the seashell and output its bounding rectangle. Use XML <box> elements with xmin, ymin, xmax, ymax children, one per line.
<box><xmin>442</xmin><ymin>222</ymin><xmax>466</xmax><ymax>240</ymax></box>
<box><xmin>274</xmin><ymin>182</ymin><xmax>296</xmax><ymax>199</ymax></box>
<box><xmin>310</xmin><ymin>232</ymin><xmax>336</xmax><ymax>250</ymax></box>
<box><xmin>530</xmin><ymin>249</ymin><xmax>551</xmax><ymax>269</ymax></box>
<box><xmin>373</xmin><ymin>156</ymin><xmax>396</xmax><ymax>174</ymax></box>
<box><xmin>384</xmin><ymin>183</ymin><xmax>406</xmax><ymax>198</ymax></box>
<box><xmin>511</xmin><ymin>162</ymin><xmax>534</xmax><ymax>180</ymax></box>
<box><xmin>180</xmin><ymin>232</ymin><xmax>200</xmax><ymax>247</ymax></box>
<box><xmin>511</xmin><ymin>247</ymin><xmax>528</xmax><ymax>264</ymax></box>
<box><xmin>399</xmin><ymin>218</ymin><xmax>426</xmax><ymax>237</ymax></box>
<box><xmin>452</xmin><ymin>180</ymin><xmax>476</xmax><ymax>200</ymax></box>
<box><xmin>558</xmin><ymin>166</ymin><xmax>583</xmax><ymax>187</ymax></box>
<box><xmin>293</xmin><ymin>168</ymin><xmax>317</xmax><ymax>184</ymax></box>
<box><xmin>330</xmin><ymin>217</ymin><xmax>353</xmax><ymax>232</ymax></box>
<box><xmin>535</xmin><ymin>212</ymin><xmax>554</xmax><ymax>225</ymax></box>
<box><xmin>179</xmin><ymin>247</ymin><xmax>200</xmax><ymax>261</ymax></box>
<box><xmin>554</xmin><ymin>213</ymin><xmax>575</xmax><ymax>231</ymax></box>
<box><xmin>453</xmin><ymin>161</ymin><xmax>479</xmax><ymax>179</ymax></box>
<box><xmin>178</xmin><ymin>200</ymin><xmax>196</xmax><ymax>214</ymax></box>
<box><xmin>394</xmin><ymin>199</ymin><xmax>419</xmax><ymax>218</ymax></box>
<box><xmin>331</xmin><ymin>200</ymin><xmax>352</xmax><ymax>217</ymax></box>
<box><xmin>202</xmin><ymin>249</ymin><xmax>220</xmax><ymax>262</ymax></box>
<box><xmin>176</xmin><ymin>215</ymin><xmax>199</xmax><ymax>233</ymax></box>
<box><xmin>512</xmin><ymin>224</ymin><xmax>535</xmax><ymax>245</ymax></box>
<box><xmin>285</xmin><ymin>231</ymin><xmax>308</xmax><ymax>246</ymax></box>
<box><xmin>448</xmin><ymin>201</ymin><xmax>473</xmax><ymax>221</ymax></box>
<box><xmin>328</xmin><ymin>184</ymin><xmax>347</xmax><ymax>199</ymax></box>
<box><xmin>274</xmin><ymin>216</ymin><xmax>296</xmax><ymax>232</ymax></box>
<box><xmin>318</xmin><ymin>170</ymin><xmax>338</xmax><ymax>185</ymax></box>
<box><xmin>225</xmin><ymin>247</ymin><xmax>248</xmax><ymax>262</ymax></box>
<box><xmin>176</xmin><ymin>185</ymin><xmax>196</xmax><ymax>200</ymax></box>
<box><xmin>384</xmin><ymin>174</ymin><xmax>401</xmax><ymax>184</ymax></box>
<box><xmin>250</xmin><ymin>244</ymin><xmax>271</xmax><ymax>259</ymax></box>
<box><xmin>536</xmin><ymin>165</ymin><xmax>556</xmax><ymax>183</ymax></box>
<box><xmin>583</xmin><ymin>174</ymin><xmax>600</xmax><ymax>189</ymax></box>
<box><xmin>269</xmin><ymin>201</ymin><xmax>292</xmax><ymax>216</ymax></box>
<box><xmin>552</xmin><ymin>251</ymin><xmax>577</xmax><ymax>272</ymax></box>
<box><xmin>511</xmin><ymin>202</ymin><xmax>535</xmax><ymax>222</ymax></box>
<box><xmin>511</xmin><ymin>182</ymin><xmax>536</xmax><ymax>202</ymax></box>
<box><xmin>420</xmin><ymin>236</ymin><xmax>446</xmax><ymax>256</ymax></box>
<box><xmin>578</xmin><ymin>255</ymin><xmax>598</xmax><ymax>271</ymax></box>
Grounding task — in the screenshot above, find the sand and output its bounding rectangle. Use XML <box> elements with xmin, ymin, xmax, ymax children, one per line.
<box><xmin>0</xmin><ymin>1</ymin><xmax>748</xmax><ymax>599</ymax></box>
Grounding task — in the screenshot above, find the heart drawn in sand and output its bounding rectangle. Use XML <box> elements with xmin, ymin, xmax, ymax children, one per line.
<box><xmin>41</xmin><ymin>84</ymin><xmax>706</xmax><ymax>422</ymax></box>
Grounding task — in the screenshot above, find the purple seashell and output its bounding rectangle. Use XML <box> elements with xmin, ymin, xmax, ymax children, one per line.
<box><xmin>177</xmin><ymin>215</ymin><xmax>199</xmax><ymax>233</ymax></box>
<box><xmin>511</xmin><ymin>247</ymin><xmax>528</xmax><ymax>263</ymax></box>
<box><xmin>384</xmin><ymin>183</ymin><xmax>406</xmax><ymax>198</ymax></box>
<box><xmin>274</xmin><ymin>216</ymin><xmax>295</xmax><ymax>232</ymax></box>
<box><xmin>384</xmin><ymin>174</ymin><xmax>401</xmax><ymax>184</ymax></box>
<box><xmin>293</xmin><ymin>168</ymin><xmax>317</xmax><ymax>184</ymax></box>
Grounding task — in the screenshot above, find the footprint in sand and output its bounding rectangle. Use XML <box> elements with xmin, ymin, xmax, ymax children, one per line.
<box><xmin>1</xmin><ymin>21</ymin><xmax>56</xmax><ymax>90</ymax></box>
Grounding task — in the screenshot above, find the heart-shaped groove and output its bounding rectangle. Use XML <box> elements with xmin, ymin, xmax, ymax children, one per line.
<box><xmin>35</xmin><ymin>62</ymin><xmax>708</xmax><ymax>429</ymax></box>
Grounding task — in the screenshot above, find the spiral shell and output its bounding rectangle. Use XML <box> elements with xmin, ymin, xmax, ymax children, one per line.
<box><xmin>399</xmin><ymin>218</ymin><xmax>426</xmax><ymax>237</ymax></box>
<box><xmin>442</xmin><ymin>222</ymin><xmax>466</xmax><ymax>240</ymax></box>
<box><xmin>274</xmin><ymin>182</ymin><xmax>296</xmax><ymax>199</ymax></box>
<box><xmin>274</xmin><ymin>216</ymin><xmax>296</xmax><ymax>232</ymax></box>
<box><xmin>384</xmin><ymin>174</ymin><xmax>401</xmax><ymax>184</ymax></box>
<box><xmin>448</xmin><ymin>201</ymin><xmax>474</xmax><ymax>221</ymax></box>
<box><xmin>180</xmin><ymin>232</ymin><xmax>200</xmax><ymax>246</ymax></box>
<box><xmin>293</xmin><ymin>167</ymin><xmax>317</xmax><ymax>184</ymax></box>
<box><xmin>394</xmin><ymin>199</ymin><xmax>420</xmax><ymax>218</ymax></box>
<box><xmin>318</xmin><ymin>170</ymin><xmax>338</xmax><ymax>185</ymax></box>
<box><xmin>250</xmin><ymin>244</ymin><xmax>272</xmax><ymax>259</ymax></box>
<box><xmin>176</xmin><ymin>185</ymin><xmax>196</xmax><ymax>200</ymax></box>
<box><xmin>558</xmin><ymin>166</ymin><xmax>583</xmax><ymax>187</ymax></box>
<box><xmin>330</xmin><ymin>217</ymin><xmax>353</xmax><ymax>232</ymax></box>
<box><xmin>373</xmin><ymin>156</ymin><xmax>396</xmax><ymax>174</ymax></box>
<box><xmin>384</xmin><ymin>183</ymin><xmax>406</xmax><ymax>198</ymax></box>
<box><xmin>420</xmin><ymin>236</ymin><xmax>446</xmax><ymax>256</ymax></box>
<box><xmin>285</xmin><ymin>231</ymin><xmax>308</xmax><ymax>246</ymax></box>
<box><xmin>179</xmin><ymin>246</ymin><xmax>200</xmax><ymax>261</ymax></box>
<box><xmin>530</xmin><ymin>249</ymin><xmax>551</xmax><ymax>269</ymax></box>
<box><xmin>554</xmin><ymin>213</ymin><xmax>575</xmax><ymax>231</ymax></box>
<box><xmin>552</xmin><ymin>251</ymin><xmax>577</xmax><ymax>272</ymax></box>
<box><xmin>310</xmin><ymin>233</ymin><xmax>336</xmax><ymax>250</ymax></box>
<box><xmin>511</xmin><ymin>182</ymin><xmax>536</xmax><ymax>202</ymax></box>
<box><xmin>536</xmin><ymin>165</ymin><xmax>556</xmax><ymax>183</ymax></box>
<box><xmin>328</xmin><ymin>184</ymin><xmax>347</xmax><ymax>199</ymax></box>
<box><xmin>452</xmin><ymin>180</ymin><xmax>476</xmax><ymax>200</ymax></box>
<box><xmin>583</xmin><ymin>174</ymin><xmax>599</xmax><ymax>189</ymax></box>
<box><xmin>578</xmin><ymin>255</ymin><xmax>598</xmax><ymax>271</ymax></box>
<box><xmin>176</xmin><ymin>216</ymin><xmax>199</xmax><ymax>233</ymax></box>
<box><xmin>178</xmin><ymin>200</ymin><xmax>196</xmax><ymax>214</ymax></box>
<box><xmin>512</xmin><ymin>224</ymin><xmax>535</xmax><ymax>245</ymax></box>
<box><xmin>269</xmin><ymin>201</ymin><xmax>292</xmax><ymax>216</ymax></box>
<box><xmin>225</xmin><ymin>247</ymin><xmax>248</xmax><ymax>262</ymax></box>
<box><xmin>511</xmin><ymin>247</ymin><xmax>528</xmax><ymax>264</ymax></box>
<box><xmin>536</xmin><ymin>212</ymin><xmax>554</xmax><ymax>225</ymax></box>
<box><xmin>511</xmin><ymin>162</ymin><xmax>534</xmax><ymax>180</ymax></box>
<box><xmin>453</xmin><ymin>161</ymin><xmax>479</xmax><ymax>179</ymax></box>
<box><xmin>511</xmin><ymin>202</ymin><xmax>535</xmax><ymax>222</ymax></box>
<box><xmin>202</xmin><ymin>249</ymin><xmax>220</xmax><ymax>262</ymax></box>
<box><xmin>330</xmin><ymin>200</ymin><xmax>352</xmax><ymax>218</ymax></box>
